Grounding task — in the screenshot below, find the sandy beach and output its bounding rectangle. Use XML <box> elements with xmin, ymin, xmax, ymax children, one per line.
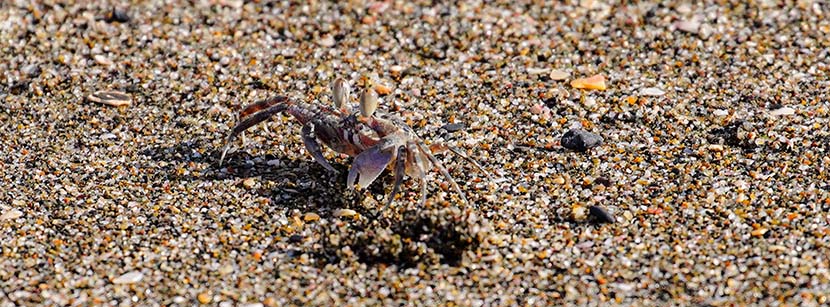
<box><xmin>1</xmin><ymin>1</ymin><xmax>829</xmax><ymax>306</ymax></box>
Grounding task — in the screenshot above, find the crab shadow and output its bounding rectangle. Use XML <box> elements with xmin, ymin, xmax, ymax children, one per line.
<box><xmin>138</xmin><ymin>137</ymin><xmax>370</xmax><ymax>214</ymax></box>
<box><xmin>139</xmin><ymin>137</ymin><xmax>487</xmax><ymax>268</ymax></box>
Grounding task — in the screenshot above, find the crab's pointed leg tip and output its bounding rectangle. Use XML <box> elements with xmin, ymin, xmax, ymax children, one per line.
<box><xmin>219</xmin><ymin>147</ymin><xmax>229</xmax><ymax>167</ymax></box>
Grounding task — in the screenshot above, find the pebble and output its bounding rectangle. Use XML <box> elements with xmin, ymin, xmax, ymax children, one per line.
<box><xmin>317</xmin><ymin>35</ymin><xmax>336</xmax><ymax>47</ymax></box>
<box><xmin>373</xmin><ymin>83</ymin><xmax>393</xmax><ymax>95</ymax></box>
<box><xmin>106</xmin><ymin>8</ymin><xmax>130</xmax><ymax>23</ymax></box>
<box><xmin>640</xmin><ymin>87</ymin><xmax>666</xmax><ymax>96</ymax></box>
<box><xmin>22</xmin><ymin>64</ymin><xmax>41</xmax><ymax>78</ymax></box>
<box><xmin>197</xmin><ymin>292</ymin><xmax>212</xmax><ymax>304</ymax></box>
<box><xmin>572</xmin><ymin>205</ymin><xmax>587</xmax><ymax>220</ymax></box>
<box><xmin>589</xmin><ymin>206</ymin><xmax>615</xmax><ymax>223</ymax></box>
<box><xmin>440</xmin><ymin>123</ymin><xmax>466</xmax><ymax>133</ymax></box>
<box><xmin>751</xmin><ymin>228</ymin><xmax>769</xmax><ymax>237</ymax></box>
<box><xmin>527</xmin><ymin>67</ymin><xmax>549</xmax><ymax>75</ymax></box>
<box><xmin>699</xmin><ymin>23</ymin><xmax>714</xmax><ymax>39</ymax></box>
<box><xmin>549</xmin><ymin>69</ymin><xmax>569</xmax><ymax>81</ymax></box>
<box><xmin>242</xmin><ymin>177</ymin><xmax>256</xmax><ymax>189</ymax></box>
<box><xmin>218</xmin><ymin>265</ymin><xmax>234</xmax><ymax>275</ymax></box>
<box><xmin>570</xmin><ymin>74</ymin><xmax>607</xmax><ymax>90</ymax></box>
<box><xmin>674</xmin><ymin>20</ymin><xmax>701</xmax><ymax>34</ymax></box>
<box><xmin>112</xmin><ymin>271</ymin><xmax>143</xmax><ymax>284</ymax></box>
<box><xmin>94</xmin><ymin>55</ymin><xmax>114</xmax><ymax>66</ymax></box>
<box><xmin>561</xmin><ymin>129</ymin><xmax>604</xmax><ymax>152</ymax></box>
<box><xmin>87</xmin><ymin>90</ymin><xmax>132</xmax><ymax>107</ymax></box>
<box><xmin>303</xmin><ymin>212</ymin><xmax>320</xmax><ymax>222</ymax></box>
<box><xmin>769</xmin><ymin>106</ymin><xmax>796</xmax><ymax>116</ymax></box>
<box><xmin>713</xmin><ymin>109</ymin><xmax>729</xmax><ymax>116</ymax></box>
<box><xmin>288</xmin><ymin>234</ymin><xmax>303</xmax><ymax>243</ymax></box>
<box><xmin>334</xmin><ymin>209</ymin><xmax>357</xmax><ymax>218</ymax></box>
<box><xmin>1</xmin><ymin>209</ymin><xmax>23</xmax><ymax>220</ymax></box>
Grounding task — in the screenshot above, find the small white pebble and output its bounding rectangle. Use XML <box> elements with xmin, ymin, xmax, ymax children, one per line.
<box><xmin>318</xmin><ymin>35</ymin><xmax>336</xmax><ymax>47</ymax></box>
<box><xmin>640</xmin><ymin>87</ymin><xmax>665</xmax><ymax>96</ymax></box>
<box><xmin>93</xmin><ymin>54</ymin><xmax>113</xmax><ymax>66</ymax></box>
<box><xmin>218</xmin><ymin>265</ymin><xmax>234</xmax><ymax>275</ymax></box>
<box><xmin>712</xmin><ymin>109</ymin><xmax>729</xmax><ymax>116</ymax></box>
<box><xmin>112</xmin><ymin>271</ymin><xmax>143</xmax><ymax>284</ymax></box>
<box><xmin>1</xmin><ymin>209</ymin><xmax>23</xmax><ymax>220</ymax></box>
<box><xmin>769</xmin><ymin>107</ymin><xmax>795</xmax><ymax>116</ymax></box>
<box><xmin>334</xmin><ymin>209</ymin><xmax>357</xmax><ymax>218</ymax></box>
<box><xmin>549</xmin><ymin>70</ymin><xmax>569</xmax><ymax>81</ymax></box>
<box><xmin>674</xmin><ymin>20</ymin><xmax>701</xmax><ymax>34</ymax></box>
<box><xmin>527</xmin><ymin>67</ymin><xmax>549</xmax><ymax>75</ymax></box>
<box><xmin>529</xmin><ymin>104</ymin><xmax>544</xmax><ymax>114</ymax></box>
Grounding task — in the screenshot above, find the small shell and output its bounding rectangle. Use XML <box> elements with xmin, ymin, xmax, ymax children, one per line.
<box><xmin>360</xmin><ymin>88</ymin><xmax>379</xmax><ymax>117</ymax></box>
<box><xmin>112</xmin><ymin>271</ymin><xmax>143</xmax><ymax>284</ymax></box>
<box><xmin>332</xmin><ymin>78</ymin><xmax>350</xmax><ymax>109</ymax></box>
<box><xmin>549</xmin><ymin>69</ymin><xmax>569</xmax><ymax>81</ymax></box>
<box><xmin>373</xmin><ymin>83</ymin><xmax>392</xmax><ymax>95</ymax></box>
<box><xmin>88</xmin><ymin>90</ymin><xmax>132</xmax><ymax>107</ymax></box>
<box><xmin>570</xmin><ymin>75</ymin><xmax>607</xmax><ymax>90</ymax></box>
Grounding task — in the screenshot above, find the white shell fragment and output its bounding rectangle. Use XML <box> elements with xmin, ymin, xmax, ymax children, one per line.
<box><xmin>1</xmin><ymin>209</ymin><xmax>23</xmax><ymax>220</ymax></box>
<box><xmin>88</xmin><ymin>90</ymin><xmax>132</xmax><ymax>107</ymax></box>
<box><xmin>527</xmin><ymin>67</ymin><xmax>549</xmax><ymax>75</ymax></box>
<box><xmin>675</xmin><ymin>20</ymin><xmax>701</xmax><ymax>34</ymax></box>
<box><xmin>712</xmin><ymin>109</ymin><xmax>729</xmax><ymax>116</ymax></box>
<box><xmin>334</xmin><ymin>209</ymin><xmax>357</xmax><ymax>218</ymax></box>
<box><xmin>112</xmin><ymin>271</ymin><xmax>144</xmax><ymax>284</ymax></box>
<box><xmin>549</xmin><ymin>70</ymin><xmax>569</xmax><ymax>81</ymax></box>
<box><xmin>769</xmin><ymin>106</ymin><xmax>795</xmax><ymax>116</ymax></box>
<box><xmin>640</xmin><ymin>87</ymin><xmax>666</xmax><ymax>96</ymax></box>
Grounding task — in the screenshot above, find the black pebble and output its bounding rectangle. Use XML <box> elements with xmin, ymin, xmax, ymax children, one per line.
<box><xmin>561</xmin><ymin>129</ymin><xmax>603</xmax><ymax>152</ymax></box>
<box><xmin>288</xmin><ymin>234</ymin><xmax>303</xmax><ymax>243</ymax></box>
<box><xmin>595</xmin><ymin>177</ymin><xmax>611</xmax><ymax>186</ymax></box>
<box><xmin>589</xmin><ymin>205</ymin><xmax>615</xmax><ymax>224</ymax></box>
<box><xmin>440</xmin><ymin>123</ymin><xmax>466</xmax><ymax>133</ymax></box>
<box><xmin>106</xmin><ymin>8</ymin><xmax>130</xmax><ymax>23</ymax></box>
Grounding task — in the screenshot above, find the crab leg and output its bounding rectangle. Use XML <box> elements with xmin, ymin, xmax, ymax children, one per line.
<box><xmin>220</xmin><ymin>97</ymin><xmax>290</xmax><ymax>166</ymax></box>
<box><xmin>407</xmin><ymin>142</ymin><xmax>429</xmax><ymax>206</ymax></box>
<box><xmin>417</xmin><ymin>143</ymin><xmax>469</xmax><ymax>205</ymax></box>
<box><xmin>446</xmin><ymin>146</ymin><xmax>494</xmax><ymax>183</ymax></box>
<box><xmin>301</xmin><ymin>121</ymin><xmax>338</xmax><ymax>173</ymax></box>
<box><xmin>383</xmin><ymin>146</ymin><xmax>408</xmax><ymax>209</ymax></box>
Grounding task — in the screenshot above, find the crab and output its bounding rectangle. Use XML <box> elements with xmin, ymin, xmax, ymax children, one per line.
<box><xmin>220</xmin><ymin>78</ymin><xmax>490</xmax><ymax>207</ymax></box>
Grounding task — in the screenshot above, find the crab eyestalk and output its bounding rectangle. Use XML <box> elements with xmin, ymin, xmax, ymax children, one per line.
<box><xmin>359</xmin><ymin>88</ymin><xmax>379</xmax><ymax>118</ymax></box>
<box><xmin>332</xmin><ymin>78</ymin><xmax>350</xmax><ymax>110</ymax></box>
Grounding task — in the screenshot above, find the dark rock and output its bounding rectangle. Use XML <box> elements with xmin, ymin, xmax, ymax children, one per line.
<box><xmin>589</xmin><ymin>205</ymin><xmax>615</xmax><ymax>224</ymax></box>
<box><xmin>106</xmin><ymin>8</ymin><xmax>130</xmax><ymax>23</ymax></box>
<box><xmin>595</xmin><ymin>177</ymin><xmax>611</xmax><ymax>186</ymax></box>
<box><xmin>288</xmin><ymin>234</ymin><xmax>303</xmax><ymax>243</ymax></box>
<box><xmin>440</xmin><ymin>123</ymin><xmax>466</xmax><ymax>133</ymax></box>
<box><xmin>561</xmin><ymin>129</ymin><xmax>603</xmax><ymax>152</ymax></box>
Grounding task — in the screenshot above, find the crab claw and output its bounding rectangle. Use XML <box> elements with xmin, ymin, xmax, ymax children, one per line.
<box><xmin>347</xmin><ymin>140</ymin><xmax>397</xmax><ymax>189</ymax></box>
